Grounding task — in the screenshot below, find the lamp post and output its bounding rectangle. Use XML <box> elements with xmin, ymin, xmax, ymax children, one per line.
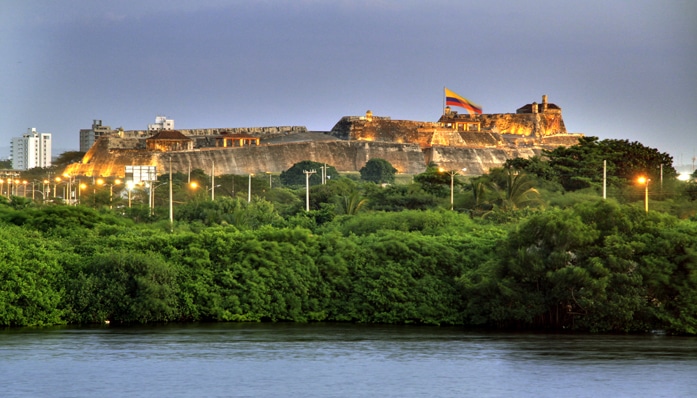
<box><xmin>126</xmin><ymin>180</ymin><xmax>135</xmax><ymax>207</ymax></box>
<box><xmin>303</xmin><ymin>169</ymin><xmax>317</xmax><ymax>211</ymax></box>
<box><xmin>78</xmin><ymin>182</ymin><xmax>87</xmax><ymax>205</ymax></box>
<box><xmin>638</xmin><ymin>176</ymin><xmax>650</xmax><ymax>213</ymax></box>
<box><xmin>54</xmin><ymin>176</ymin><xmax>61</xmax><ymax>200</ymax></box>
<box><xmin>440</xmin><ymin>167</ymin><xmax>467</xmax><ymax>210</ymax></box>
<box><xmin>43</xmin><ymin>179</ymin><xmax>50</xmax><ymax>200</ymax></box>
<box><xmin>97</xmin><ymin>178</ymin><xmax>122</xmax><ymax>209</ymax></box>
<box><xmin>266</xmin><ymin>172</ymin><xmax>272</xmax><ymax>188</ymax></box>
<box><xmin>62</xmin><ymin>174</ymin><xmax>74</xmax><ymax>205</ymax></box>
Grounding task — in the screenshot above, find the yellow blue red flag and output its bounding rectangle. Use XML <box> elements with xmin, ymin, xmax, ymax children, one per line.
<box><xmin>445</xmin><ymin>88</ymin><xmax>482</xmax><ymax>115</ymax></box>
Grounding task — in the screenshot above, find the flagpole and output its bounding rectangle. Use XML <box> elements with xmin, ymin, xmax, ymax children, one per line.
<box><xmin>442</xmin><ymin>86</ymin><xmax>446</xmax><ymax>117</ymax></box>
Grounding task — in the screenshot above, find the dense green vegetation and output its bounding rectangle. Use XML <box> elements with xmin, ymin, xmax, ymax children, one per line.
<box><xmin>1</xmin><ymin>137</ymin><xmax>696</xmax><ymax>334</ymax></box>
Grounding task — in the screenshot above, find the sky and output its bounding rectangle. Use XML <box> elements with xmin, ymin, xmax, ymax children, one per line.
<box><xmin>2</xmin><ymin>0</ymin><xmax>696</xmax><ymax>170</ymax></box>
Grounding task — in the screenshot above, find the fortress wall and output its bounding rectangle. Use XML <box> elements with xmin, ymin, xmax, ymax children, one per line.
<box><xmin>330</xmin><ymin>118</ymin><xmax>439</xmax><ymax>143</ymax></box>
<box><xmin>425</xmin><ymin>146</ymin><xmax>542</xmax><ymax>175</ymax></box>
<box><xmin>458</xmin><ymin>132</ymin><xmax>502</xmax><ymax>147</ymax></box>
<box><xmin>66</xmin><ymin>139</ymin><xmax>566</xmax><ymax>179</ymax></box>
<box><xmin>66</xmin><ymin>140</ymin><xmax>428</xmax><ymax>177</ymax></box>
<box><xmin>452</xmin><ymin>113</ymin><xmax>566</xmax><ymax>136</ymax></box>
<box><xmin>155</xmin><ymin>141</ymin><xmax>428</xmax><ymax>175</ymax></box>
<box><xmin>541</xmin><ymin>134</ymin><xmax>583</xmax><ymax>147</ymax></box>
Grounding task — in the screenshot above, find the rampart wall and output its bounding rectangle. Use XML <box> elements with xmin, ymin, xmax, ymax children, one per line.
<box><xmin>65</xmin><ymin>139</ymin><xmax>429</xmax><ymax>177</ymax></box>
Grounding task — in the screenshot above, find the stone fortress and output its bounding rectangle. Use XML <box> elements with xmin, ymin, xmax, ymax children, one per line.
<box><xmin>64</xmin><ymin>95</ymin><xmax>581</xmax><ymax>178</ymax></box>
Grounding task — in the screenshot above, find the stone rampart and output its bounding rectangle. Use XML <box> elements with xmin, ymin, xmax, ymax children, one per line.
<box><xmin>425</xmin><ymin>146</ymin><xmax>542</xmax><ymax>175</ymax></box>
<box><xmin>469</xmin><ymin>113</ymin><xmax>566</xmax><ymax>136</ymax></box>
<box><xmin>65</xmin><ymin>140</ymin><xmax>429</xmax><ymax>177</ymax></box>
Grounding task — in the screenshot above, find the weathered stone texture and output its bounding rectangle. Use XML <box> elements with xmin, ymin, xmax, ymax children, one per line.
<box><xmin>474</xmin><ymin>112</ymin><xmax>567</xmax><ymax>136</ymax></box>
<box><xmin>65</xmin><ymin>140</ymin><xmax>429</xmax><ymax>177</ymax></box>
<box><xmin>425</xmin><ymin>146</ymin><xmax>541</xmax><ymax>175</ymax></box>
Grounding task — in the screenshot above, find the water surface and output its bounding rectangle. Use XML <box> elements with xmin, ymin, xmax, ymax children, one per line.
<box><xmin>1</xmin><ymin>323</ymin><xmax>695</xmax><ymax>397</ymax></box>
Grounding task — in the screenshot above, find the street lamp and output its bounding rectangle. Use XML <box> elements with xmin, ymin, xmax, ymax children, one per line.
<box><xmin>42</xmin><ymin>179</ymin><xmax>50</xmax><ymax>200</ymax></box>
<box><xmin>79</xmin><ymin>182</ymin><xmax>87</xmax><ymax>205</ymax></box>
<box><xmin>637</xmin><ymin>176</ymin><xmax>650</xmax><ymax>213</ymax></box>
<box><xmin>97</xmin><ymin>178</ymin><xmax>121</xmax><ymax>209</ymax></box>
<box><xmin>54</xmin><ymin>176</ymin><xmax>62</xmax><ymax>200</ymax></box>
<box><xmin>126</xmin><ymin>180</ymin><xmax>136</xmax><ymax>207</ymax></box>
<box><xmin>440</xmin><ymin>167</ymin><xmax>467</xmax><ymax>210</ymax></box>
<box><xmin>62</xmin><ymin>174</ymin><xmax>74</xmax><ymax>205</ymax></box>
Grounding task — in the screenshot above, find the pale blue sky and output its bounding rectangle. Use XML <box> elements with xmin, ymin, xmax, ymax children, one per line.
<box><xmin>2</xmin><ymin>0</ymin><xmax>696</xmax><ymax>169</ymax></box>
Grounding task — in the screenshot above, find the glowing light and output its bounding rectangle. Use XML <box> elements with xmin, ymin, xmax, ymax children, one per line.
<box><xmin>678</xmin><ymin>173</ymin><xmax>691</xmax><ymax>181</ymax></box>
<box><xmin>637</xmin><ymin>176</ymin><xmax>648</xmax><ymax>184</ymax></box>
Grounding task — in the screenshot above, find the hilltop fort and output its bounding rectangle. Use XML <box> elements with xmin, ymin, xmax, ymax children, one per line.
<box><xmin>64</xmin><ymin>95</ymin><xmax>581</xmax><ymax>178</ymax></box>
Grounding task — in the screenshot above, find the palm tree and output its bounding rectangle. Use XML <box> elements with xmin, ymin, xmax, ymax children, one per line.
<box><xmin>336</xmin><ymin>191</ymin><xmax>368</xmax><ymax>215</ymax></box>
<box><xmin>491</xmin><ymin>169</ymin><xmax>542</xmax><ymax>210</ymax></box>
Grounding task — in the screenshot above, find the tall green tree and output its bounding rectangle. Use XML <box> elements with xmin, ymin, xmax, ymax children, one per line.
<box><xmin>280</xmin><ymin>161</ymin><xmax>339</xmax><ymax>186</ymax></box>
<box><xmin>360</xmin><ymin>158</ymin><xmax>397</xmax><ymax>184</ymax></box>
<box><xmin>542</xmin><ymin>136</ymin><xmax>676</xmax><ymax>191</ymax></box>
<box><xmin>413</xmin><ymin>163</ymin><xmax>451</xmax><ymax>197</ymax></box>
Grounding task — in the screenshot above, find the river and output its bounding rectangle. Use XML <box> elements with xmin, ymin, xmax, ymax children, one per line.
<box><xmin>1</xmin><ymin>323</ymin><xmax>696</xmax><ymax>397</ymax></box>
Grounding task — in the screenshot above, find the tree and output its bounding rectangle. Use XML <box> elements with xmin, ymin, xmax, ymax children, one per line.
<box><xmin>51</xmin><ymin>151</ymin><xmax>86</xmax><ymax>171</ymax></box>
<box><xmin>489</xmin><ymin>168</ymin><xmax>543</xmax><ymax>211</ymax></box>
<box><xmin>360</xmin><ymin>158</ymin><xmax>397</xmax><ymax>184</ymax></box>
<box><xmin>543</xmin><ymin>137</ymin><xmax>676</xmax><ymax>192</ymax></box>
<box><xmin>413</xmin><ymin>163</ymin><xmax>451</xmax><ymax>196</ymax></box>
<box><xmin>280</xmin><ymin>161</ymin><xmax>339</xmax><ymax>187</ymax></box>
<box><xmin>335</xmin><ymin>191</ymin><xmax>368</xmax><ymax>215</ymax></box>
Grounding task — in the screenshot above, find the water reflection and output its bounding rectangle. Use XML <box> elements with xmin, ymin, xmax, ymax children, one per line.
<box><xmin>1</xmin><ymin>323</ymin><xmax>696</xmax><ymax>397</ymax></box>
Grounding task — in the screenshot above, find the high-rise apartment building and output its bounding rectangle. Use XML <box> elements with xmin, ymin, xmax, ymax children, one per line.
<box><xmin>10</xmin><ymin>128</ymin><xmax>52</xmax><ymax>170</ymax></box>
<box><xmin>79</xmin><ymin>119</ymin><xmax>112</xmax><ymax>152</ymax></box>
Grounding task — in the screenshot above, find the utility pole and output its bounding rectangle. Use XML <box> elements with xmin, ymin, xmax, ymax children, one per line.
<box><xmin>303</xmin><ymin>169</ymin><xmax>317</xmax><ymax>211</ymax></box>
<box><xmin>320</xmin><ymin>164</ymin><xmax>327</xmax><ymax>184</ymax></box>
<box><xmin>211</xmin><ymin>160</ymin><xmax>215</xmax><ymax>201</ymax></box>
<box><xmin>603</xmin><ymin>160</ymin><xmax>607</xmax><ymax>200</ymax></box>
<box><xmin>248</xmin><ymin>173</ymin><xmax>253</xmax><ymax>203</ymax></box>
<box><xmin>169</xmin><ymin>156</ymin><xmax>173</xmax><ymax>231</ymax></box>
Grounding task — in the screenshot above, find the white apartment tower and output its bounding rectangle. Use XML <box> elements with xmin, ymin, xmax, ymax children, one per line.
<box><xmin>11</xmin><ymin>128</ymin><xmax>52</xmax><ymax>170</ymax></box>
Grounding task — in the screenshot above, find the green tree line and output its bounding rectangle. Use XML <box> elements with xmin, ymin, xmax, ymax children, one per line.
<box><xmin>1</xmin><ymin>138</ymin><xmax>696</xmax><ymax>333</ymax></box>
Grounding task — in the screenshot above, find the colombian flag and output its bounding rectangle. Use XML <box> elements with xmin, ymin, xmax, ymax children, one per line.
<box><xmin>445</xmin><ymin>88</ymin><xmax>482</xmax><ymax>115</ymax></box>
